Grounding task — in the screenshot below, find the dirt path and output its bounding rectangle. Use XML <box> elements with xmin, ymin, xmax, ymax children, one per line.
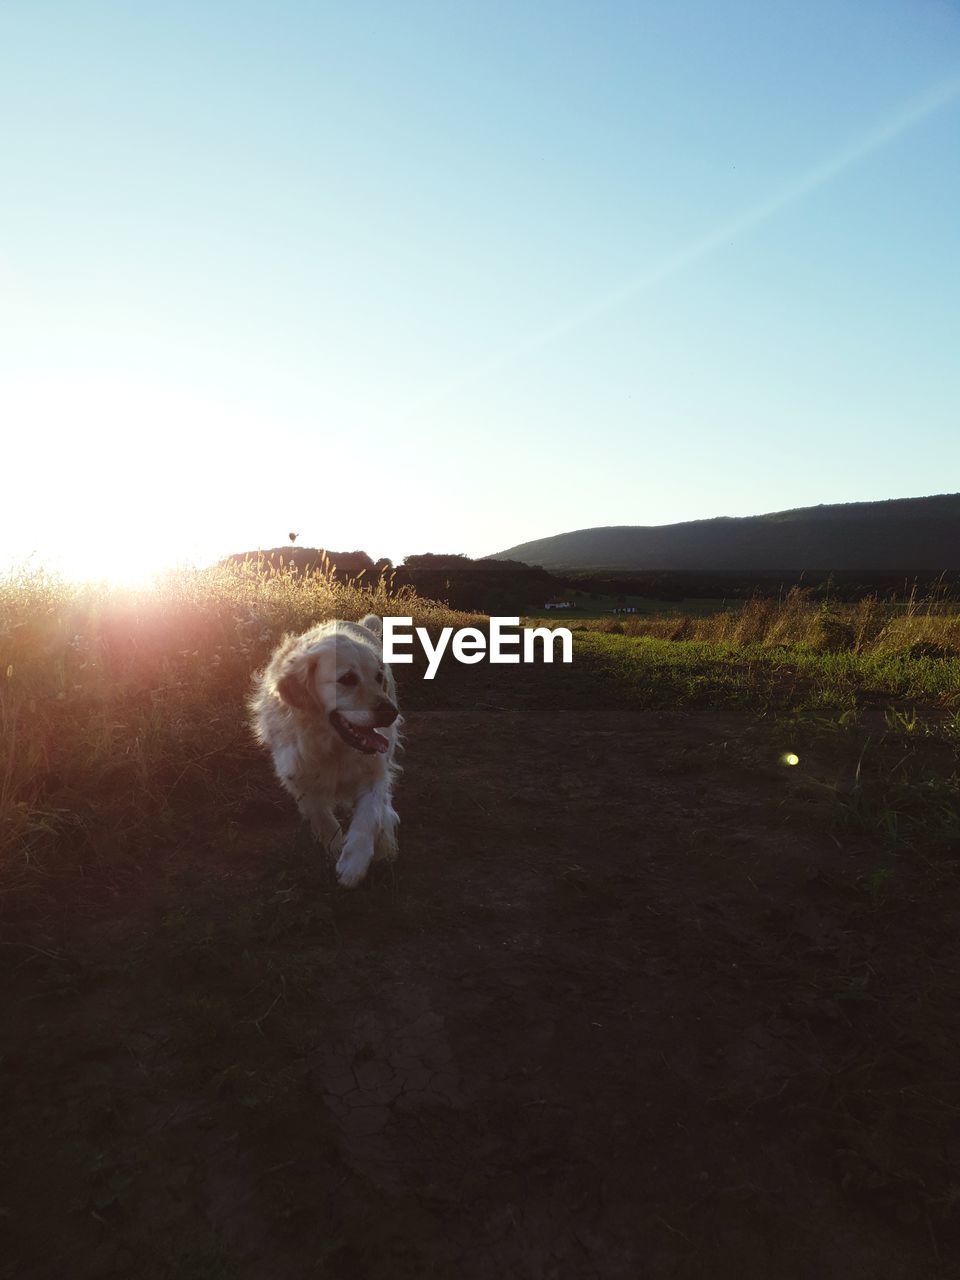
<box><xmin>2</xmin><ymin>658</ymin><xmax>958</xmax><ymax>1278</ymax></box>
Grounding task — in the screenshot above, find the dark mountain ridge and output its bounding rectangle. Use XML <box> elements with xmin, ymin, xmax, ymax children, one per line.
<box><xmin>492</xmin><ymin>494</ymin><xmax>960</xmax><ymax>571</ymax></box>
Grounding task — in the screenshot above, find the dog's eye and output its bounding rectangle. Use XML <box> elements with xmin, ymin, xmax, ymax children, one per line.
<box><xmin>338</xmin><ymin>671</ymin><xmax>359</xmax><ymax>687</ymax></box>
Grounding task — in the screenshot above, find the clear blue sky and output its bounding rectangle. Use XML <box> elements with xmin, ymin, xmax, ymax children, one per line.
<box><xmin>1</xmin><ymin>1</ymin><xmax>958</xmax><ymax>579</ymax></box>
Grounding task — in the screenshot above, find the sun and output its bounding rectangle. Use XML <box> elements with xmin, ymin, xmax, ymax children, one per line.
<box><xmin>1</xmin><ymin>374</ymin><xmax>274</xmax><ymax>588</ymax></box>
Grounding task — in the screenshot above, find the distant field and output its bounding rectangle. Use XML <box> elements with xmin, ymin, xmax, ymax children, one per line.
<box><xmin>529</xmin><ymin>587</ymin><xmax>960</xmax><ymax>665</ymax></box>
<box><xmin>522</xmin><ymin>590</ymin><xmax>735</xmax><ymax>619</ymax></box>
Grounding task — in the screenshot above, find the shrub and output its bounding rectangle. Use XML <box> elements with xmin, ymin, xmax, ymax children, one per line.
<box><xmin>905</xmin><ymin>640</ymin><xmax>959</xmax><ymax>661</ymax></box>
<box><xmin>812</xmin><ymin>614</ymin><xmax>857</xmax><ymax>653</ymax></box>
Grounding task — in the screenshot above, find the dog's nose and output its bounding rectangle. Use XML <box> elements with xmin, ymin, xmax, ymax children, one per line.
<box><xmin>373</xmin><ymin>699</ymin><xmax>399</xmax><ymax>727</ymax></box>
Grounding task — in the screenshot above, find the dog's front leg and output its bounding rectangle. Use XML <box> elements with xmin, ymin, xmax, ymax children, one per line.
<box><xmin>336</xmin><ymin>788</ymin><xmax>391</xmax><ymax>888</ymax></box>
<box><xmin>297</xmin><ymin>792</ymin><xmax>343</xmax><ymax>858</ymax></box>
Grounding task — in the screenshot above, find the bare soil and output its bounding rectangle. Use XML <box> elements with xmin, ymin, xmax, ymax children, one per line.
<box><xmin>2</xmin><ymin>657</ymin><xmax>959</xmax><ymax>1278</ymax></box>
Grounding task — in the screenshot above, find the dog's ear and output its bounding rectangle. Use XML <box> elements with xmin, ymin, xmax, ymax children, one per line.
<box><xmin>276</xmin><ymin>658</ymin><xmax>317</xmax><ymax>710</ymax></box>
<box><xmin>359</xmin><ymin>614</ymin><xmax>383</xmax><ymax>638</ymax></box>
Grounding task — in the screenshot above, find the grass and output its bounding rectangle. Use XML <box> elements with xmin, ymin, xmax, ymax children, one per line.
<box><xmin>528</xmin><ymin>587</ymin><xmax>960</xmax><ymax>719</ymax></box>
<box><xmin>576</xmin><ymin>631</ymin><xmax>960</xmax><ymax>721</ymax></box>
<box><xmin>588</xmin><ymin>586</ymin><xmax>960</xmax><ymax>658</ymax></box>
<box><xmin>0</xmin><ymin>559</ymin><xmax>480</xmax><ymax>900</ymax></box>
<box><xmin>567</xmin><ymin>590</ymin><xmax>960</xmax><ymax>870</ymax></box>
<box><xmin>4</xmin><ymin>572</ymin><xmax>960</xmax><ymax>905</ymax></box>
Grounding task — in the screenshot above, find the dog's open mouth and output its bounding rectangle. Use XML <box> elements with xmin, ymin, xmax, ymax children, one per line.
<box><xmin>329</xmin><ymin>711</ymin><xmax>390</xmax><ymax>755</ymax></box>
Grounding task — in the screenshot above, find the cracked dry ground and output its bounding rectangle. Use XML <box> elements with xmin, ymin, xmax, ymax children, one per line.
<box><xmin>3</xmin><ymin>656</ymin><xmax>959</xmax><ymax>1279</ymax></box>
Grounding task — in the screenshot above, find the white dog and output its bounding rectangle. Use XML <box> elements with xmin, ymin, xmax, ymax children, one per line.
<box><xmin>249</xmin><ymin>614</ymin><xmax>401</xmax><ymax>888</ymax></box>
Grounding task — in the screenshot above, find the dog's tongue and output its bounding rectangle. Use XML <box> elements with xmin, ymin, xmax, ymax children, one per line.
<box><xmin>357</xmin><ymin>726</ymin><xmax>390</xmax><ymax>753</ymax></box>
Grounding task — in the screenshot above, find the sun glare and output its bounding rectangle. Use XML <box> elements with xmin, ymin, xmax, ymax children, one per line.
<box><xmin>52</xmin><ymin>544</ymin><xmax>173</xmax><ymax>589</ymax></box>
<box><xmin>2</xmin><ymin>375</ymin><xmax>279</xmax><ymax>588</ymax></box>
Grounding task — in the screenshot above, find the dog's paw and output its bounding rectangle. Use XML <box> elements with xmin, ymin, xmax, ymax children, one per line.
<box><xmin>324</xmin><ymin>827</ymin><xmax>344</xmax><ymax>859</ymax></box>
<box><xmin>336</xmin><ymin>847</ymin><xmax>371</xmax><ymax>889</ymax></box>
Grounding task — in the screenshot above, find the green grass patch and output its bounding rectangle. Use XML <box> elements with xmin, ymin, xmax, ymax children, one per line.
<box><xmin>576</xmin><ymin>631</ymin><xmax>960</xmax><ymax>724</ymax></box>
<box><xmin>576</xmin><ymin>629</ymin><xmax>960</xmax><ymax>864</ymax></box>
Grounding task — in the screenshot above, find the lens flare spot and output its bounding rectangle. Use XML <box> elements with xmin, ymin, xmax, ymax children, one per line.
<box><xmin>781</xmin><ymin>752</ymin><xmax>800</xmax><ymax>767</ymax></box>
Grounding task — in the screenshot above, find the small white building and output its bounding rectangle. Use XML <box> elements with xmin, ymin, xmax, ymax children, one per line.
<box><xmin>544</xmin><ymin>601</ymin><xmax>572</xmax><ymax>609</ymax></box>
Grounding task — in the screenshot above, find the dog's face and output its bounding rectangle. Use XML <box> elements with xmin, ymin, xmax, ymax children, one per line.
<box><xmin>275</xmin><ymin>619</ymin><xmax>398</xmax><ymax>755</ymax></box>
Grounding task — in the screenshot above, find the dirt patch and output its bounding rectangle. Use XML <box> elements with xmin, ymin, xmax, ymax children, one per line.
<box><xmin>1</xmin><ymin>658</ymin><xmax>958</xmax><ymax>1278</ymax></box>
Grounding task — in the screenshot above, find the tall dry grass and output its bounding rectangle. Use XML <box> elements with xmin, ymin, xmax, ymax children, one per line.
<box><xmin>596</xmin><ymin>587</ymin><xmax>960</xmax><ymax>657</ymax></box>
<box><xmin>0</xmin><ymin>559</ymin><xmax>479</xmax><ymax>894</ymax></box>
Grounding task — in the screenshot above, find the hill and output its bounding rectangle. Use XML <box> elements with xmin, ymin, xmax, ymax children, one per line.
<box><xmin>492</xmin><ymin>493</ymin><xmax>960</xmax><ymax>571</ymax></box>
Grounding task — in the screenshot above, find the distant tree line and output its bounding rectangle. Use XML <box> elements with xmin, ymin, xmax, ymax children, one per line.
<box><xmin>225</xmin><ymin>547</ymin><xmax>392</xmax><ymax>578</ymax></box>
<box><xmin>225</xmin><ymin>548</ymin><xmax>556</xmax><ymax>613</ymax></box>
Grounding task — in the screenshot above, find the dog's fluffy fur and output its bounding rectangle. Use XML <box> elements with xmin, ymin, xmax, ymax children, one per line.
<box><xmin>249</xmin><ymin>614</ymin><xmax>401</xmax><ymax>888</ymax></box>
